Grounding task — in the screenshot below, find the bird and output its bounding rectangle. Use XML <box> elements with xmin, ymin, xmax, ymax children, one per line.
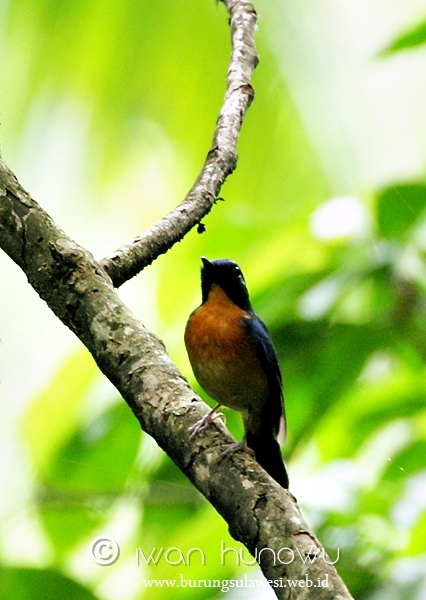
<box><xmin>184</xmin><ymin>257</ymin><xmax>289</xmax><ymax>489</ymax></box>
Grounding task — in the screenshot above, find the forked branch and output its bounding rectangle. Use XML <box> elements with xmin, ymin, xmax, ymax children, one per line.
<box><xmin>100</xmin><ymin>0</ymin><xmax>259</xmax><ymax>287</ymax></box>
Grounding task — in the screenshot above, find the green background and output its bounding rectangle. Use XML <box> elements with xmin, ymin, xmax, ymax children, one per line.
<box><xmin>1</xmin><ymin>0</ymin><xmax>426</xmax><ymax>598</ymax></box>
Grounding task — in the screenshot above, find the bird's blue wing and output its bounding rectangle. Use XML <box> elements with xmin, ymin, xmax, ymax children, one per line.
<box><xmin>243</xmin><ymin>313</ymin><xmax>286</xmax><ymax>440</ymax></box>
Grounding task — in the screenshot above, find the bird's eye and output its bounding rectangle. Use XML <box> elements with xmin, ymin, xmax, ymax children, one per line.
<box><xmin>232</xmin><ymin>265</ymin><xmax>244</xmax><ymax>282</ymax></box>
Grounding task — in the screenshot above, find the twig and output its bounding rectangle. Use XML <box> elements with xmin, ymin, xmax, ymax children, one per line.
<box><xmin>100</xmin><ymin>0</ymin><xmax>259</xmax><ymax>288</ymax></box>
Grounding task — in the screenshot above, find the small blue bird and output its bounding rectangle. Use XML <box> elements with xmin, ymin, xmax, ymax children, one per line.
<box><xmin>185</xmin><ymin>257</ymin><xmax>289</xmax><ymax>489</ymax></box>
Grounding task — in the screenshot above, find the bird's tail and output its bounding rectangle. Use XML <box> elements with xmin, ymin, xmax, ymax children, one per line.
<box><xmin>246</xmin><ymin>431</ymin><xmax>289</xmax><ymax>489</ymax></box>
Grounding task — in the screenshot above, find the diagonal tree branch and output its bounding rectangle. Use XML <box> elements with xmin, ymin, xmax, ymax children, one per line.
<box><xmin>0</xmin><ymin>159</ymin><xmax>353</xmax><ymax>600</ymax></box>
<box><xmin>100</xmin><ymin>0</ymin><xmax>259</xmax><ymax>288</ymax></box>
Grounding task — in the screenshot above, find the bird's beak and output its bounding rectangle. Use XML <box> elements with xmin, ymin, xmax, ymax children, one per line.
<box><xmin>201</xmin><ymin>256</ymin><xmax>213</xmax><ymax>269</ymax></box>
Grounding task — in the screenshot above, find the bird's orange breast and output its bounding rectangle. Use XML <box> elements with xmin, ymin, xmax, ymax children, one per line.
<box><xmin>184</xmin><ymin>284</ymin><xmax>268</xmax><ymax>412</ymax></box>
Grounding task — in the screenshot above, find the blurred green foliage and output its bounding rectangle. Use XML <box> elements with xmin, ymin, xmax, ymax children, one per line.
<box><xmin>0</xmin><ymin>567</ymin><xmax>99</xmax><ymax>600</ymax></box>
<box><xmin>1</xmin><ymin>1</ymin><xmax>426</xmax><ymax>599</ymax></box>
<box><xmin>382</xmin><ymin>19</ymin><xmax>426</xmax><ymax>55</ymax></box>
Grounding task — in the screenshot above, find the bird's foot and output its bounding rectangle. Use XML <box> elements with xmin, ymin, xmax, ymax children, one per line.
<box><xmin>218</xmin><ymin>439</ymin><xmax>254</xmax><ymax>461</ymax></box>
<box><xmin>189</xmin><ymin>410</ymin><xmax>225</xmax><ymax>439</ymax></box>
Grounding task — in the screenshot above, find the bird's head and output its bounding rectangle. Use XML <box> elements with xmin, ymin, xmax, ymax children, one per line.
<box><xmin>200</xmin><ymin>257</ymin><xmax>252</xmax><ymax>311</ymax></box>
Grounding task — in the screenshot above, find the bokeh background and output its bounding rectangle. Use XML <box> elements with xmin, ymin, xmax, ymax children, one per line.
<box><xmin>1</xmin><ymin>0</ymin><xmax>426</xmax><ymax>598</ymax></box>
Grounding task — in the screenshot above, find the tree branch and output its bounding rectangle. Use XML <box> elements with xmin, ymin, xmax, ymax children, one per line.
<box><xmin>0</xmin><ymin>0</ymin><xmax>354</xmax><ymax>596</ymax></box>
<box><xmin>100</xmin><ymin>0</ymin><xmax>259</xmax><ymax>288</ymax></box>
<box><xmin>0</xmin><ymin>160</ymin><xmax>353</xmax><ymax>599</ymax></box>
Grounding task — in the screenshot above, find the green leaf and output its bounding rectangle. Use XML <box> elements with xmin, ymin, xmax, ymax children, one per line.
<box><xmin>405</xmin><ymin>510</ymin><xmax>426</xmax><ymax>556</ymax></box>
<box><xmin>43</xmin><ymin>402</ymin><xmax>141</xmax><ymax>492</ymax></box>
<box><xmin>316</xmin><ymin>369</ymin><xmax>426</xmax><ymax>462</ymax></box>
<box><xmin>141</xmin><ymin>456</ymin><xmax>206</xmax><ymax>547</ymax></box>
<box><xmin>274</xmin><ymin>321</ymin><xmax>388</xmax><ymax>448</ymax></box>
<box><xmin>22</xmin><ymin>349</ymin><xmax>99</xmax><ymax>471</ymax></box>
<box><xmin>38</xmin><ymin>402</ymin><xmax>142</xmax><ymax>556</ymax></box>
<box><xmin>382</xmin><ymin>20</ymin><xmax>426</xmax><ymax>55</ymax></box>
<box><xmin>376</xmin><ymin>184</ymin><xmax>426</xmax><ymax>239</ymax></box>
<box><xmin>0</xmin><ymin>567</ymin><xmax>99</xmax><ymax>600</ymax></box>
<box><xmin>143</xmin><ymin>506</ymin><xmax>247</xmax><ymax>600</ymax></box>
<box><xmin>389</xmin><ymin>439</ymin><xmax>426</xmax><ymax>476</ymax></box>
